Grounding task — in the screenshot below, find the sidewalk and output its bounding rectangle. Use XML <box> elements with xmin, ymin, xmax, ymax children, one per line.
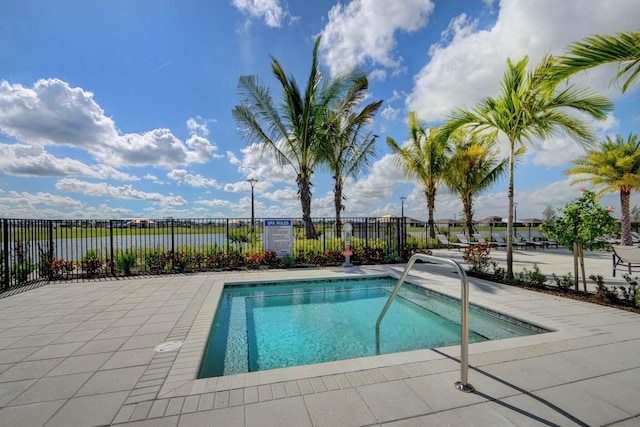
<box><xmin>0</xmin><ymin>249</ymin><xmax>638</xmax><ymax>426</ymax></box>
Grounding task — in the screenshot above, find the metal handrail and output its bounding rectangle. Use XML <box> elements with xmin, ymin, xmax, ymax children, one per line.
<box><xmin>375</xmin><ymin>253</ymin><xmax>474</xmax><ymax>393</ymax></box>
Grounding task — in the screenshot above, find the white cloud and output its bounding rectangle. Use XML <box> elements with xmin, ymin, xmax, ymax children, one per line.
<box><xmin>233</xmin><ymin>144</ymin><xmax>298</xmax><ymax>184</ymax></box>
<box><xmin>2</xmin><ymin>191</ymin><xmax>83</xmax><ymax>209</ymax></box>
<box><xmin>320</xmin><ymin>0</ymin><xmax>435</xmax><ymax>76</ymax></box>
<box><xmin>341</xmin><ymin>154</ymin><xmax>407</xmax><ymax>216</ymax></box>
<box><xmin>55</xmin><ymin>178</ymin><xmax>187</xmax><ymax>207</ymax></box>
<box><xmin>231</xmin><ymin>0</ymin><xmax>291</xmax><ymax>28</ymax></box>
<box><xmin>407</xmin><ymin>0</ymin><xmax>640</xmax><ymax>122</ymax></box>
<box><xmin>167</xmin><ymin>169</ymin><xmax>221</xmax><ymax>188</ymax></box>
<box><xmin>380</xmin><ymin>105</ymin><xmax>400</xmax><ymax>121</ymax></box>
<box><xmin>144</xmin><ymin>174</ymin><xmax>164</xmax><ymax>185</ymax></box>
<box><xmin>0</xmin><ymin>78</ymin><xmax>220</xmax><ymax>168</ymax></box>
<box><xmin>0</xmin><ymin>143</ymin><xmax>137</xmax><ymax>180</ymax></box>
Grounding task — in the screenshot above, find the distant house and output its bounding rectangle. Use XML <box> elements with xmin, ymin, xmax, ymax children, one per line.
<box><xmin>520</xmin><ymin>218</ymin><xmax>543</xmax><ymax>227</ymax></box>
<box><xmin>123</xmin><ymin>219</ymin><xmax>157</xmax><ymax>229</ymax></box>
<box><xmin>477</xmin><ymin>216</ymin><xmax>505</xmax><ymax>227</ymax></box>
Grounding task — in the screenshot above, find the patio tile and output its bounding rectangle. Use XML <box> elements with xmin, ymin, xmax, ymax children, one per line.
<box><xmin>101</xmin><ymin>348</ymin><xmax>155</xmax><ymax>370</ymax></box>
<box><xmin>73</xmin><ymin>337</ymin><xmax>127</xmax><ymax>355</ymax></box>
<box><xmin>9</xmin><ymin>372</ymin><xmax>92</xmax><ymax>405</ymax></box>
<box><xmin>43</xmin><ymin>391</ymin><xmax>129</xmax><ymax>427</ymax></box>
<box><xmin>178</xmin><ymin>406</ymin><xmax>245</xmax><ymax>426</ymax></box>
<box><xmin>534</xmin><ymin>383</ymin><xmax>632</xmax><ymax>426</ymax></box>
<box><xmin>0</xmin><ymin>346</ymin><xmax>39</xmax><ymax>363</ymax></box>
<box><xmin>304</xmin><ymin>388</ymin><xmax>377</xmax><ymax>427</ymax></box>
<box><xmin>0</xmin><ymin>379</ymin><xmax>37</xmax><ymax>406</ymax></box>
<box><xmin>245</xmin><ymin>396</ymin><xmax>312</xmax><ymax>427</ymax></box>
<box><xmin>46</xmin><ymin>352</ymin><xmax>112</xmax><ymax>376</ymax></box>
<box><xmin>76</xmin><ymin>365</ymin><xmax>146</xmax><ymax>396</ymax></box>
<box><xmin>0</xmin><ymin>399</ymin><xmax>66</xmax><ymax>427</ymax></box>
<box><xmin>357</xmin><ymin>380</ymin><xmax>432</xmax><ymax>423</ymax></box>
<box><xmin>7</xmin><ymin>332</ymin><xmax>62</xmax><ymax>348</ymax></box>
<box><xmin>93</xmin><ymin>325</ymin><xmax>141</xmax><ymax>340</ymax></box>
<box><xmin>0</xmin><ymin>358</ymin><xmax>63</xmax><ymax>381</ymax></box>
<box><xmin>25</xmin><ymin>341</ymin><xmax>85</xmax><ymax>360</ymax></box>
<box><xmin>51</xmin><ymin>329</ymin><xmax>101</xmax><ymax>344</ymax></box>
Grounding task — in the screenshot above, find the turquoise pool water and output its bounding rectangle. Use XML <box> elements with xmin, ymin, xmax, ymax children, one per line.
<box><xmin>199</xmin><ymin>276</ymin><xmax>545</xmax><ymax>378</ymax></box>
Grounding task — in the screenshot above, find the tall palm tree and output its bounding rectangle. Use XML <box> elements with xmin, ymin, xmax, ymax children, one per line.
<box><xmin>318</xmin><ymin>76</ymin><xmax>383</xmax><ymax>235</ymax></box>
<box><xmin>551</xmin><ymin>31</ymin><xmax>640</xmax><ymax>92</ymax></box>
<box><xmin>232</xmin><ymin>36</ymin><xmax>361</xmax><ymax>239</ymax></box>
<box><xmin>565</xmin><ymin>133</ymin><xmax>640</xmax><ymax>246</ymax></box>
<box><xmin>438</xmin><ymin>56</ymin><xmax>613</xmax><ymax>278</ymax></box>
<box><xmin>387</xmin><ymin>112</ymin><xmax>449</xmax><ymax>238</ymax></box>
<box><xmin>443</xmin><ymin>131</ymin><xmax>508</xmax><ymax>237</ymax></box>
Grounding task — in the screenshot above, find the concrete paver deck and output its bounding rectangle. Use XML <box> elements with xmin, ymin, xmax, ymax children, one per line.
<box><xmin>0</xmin><ymin>248</ymin><xmax>639</xmax><ymax>426</ymax></box>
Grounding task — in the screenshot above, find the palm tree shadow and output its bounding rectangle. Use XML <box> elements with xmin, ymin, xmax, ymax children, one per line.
<box><xmin>432</xmin><ymin>349</ymin><xmax>589</xmax><ymax>427</ymax></box>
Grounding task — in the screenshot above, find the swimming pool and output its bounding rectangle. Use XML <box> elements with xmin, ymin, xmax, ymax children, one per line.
<box><xmin>198</xmin><ymin>276</ymin><xmax>546</xmax><ymax>378</ymax></box>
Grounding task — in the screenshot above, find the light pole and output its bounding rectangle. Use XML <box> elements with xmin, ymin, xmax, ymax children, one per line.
<box><xmin>513</xmin><ymin>202</ymin><xmax>518</xmax><ymax>237</ymax></box>
<box><xmin>400</xmin><ymin>196</ymin><xmax>406</xmax><ymax>248</ymax></box>
<box><xmin>248</xmin><ymin>178</ymin><xmax>258</xmax><ymax>232</ymax></box>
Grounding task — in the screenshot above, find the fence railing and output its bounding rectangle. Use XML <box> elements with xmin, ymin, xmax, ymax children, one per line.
<box><xmin>0</xmin><ymin>216</ymin><xmax>564</xmax><ymax>293</ymax></box>
<box><xmin>1</xmin><ymin>217</ymin><xmax>425</xmax><ymax>292</ymax></box>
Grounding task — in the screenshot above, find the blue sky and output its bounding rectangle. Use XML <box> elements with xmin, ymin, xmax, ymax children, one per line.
<box><xmin>0</xmin><ymin>0</ymin><xmax>639</xmax><ymax>221</ymax></box>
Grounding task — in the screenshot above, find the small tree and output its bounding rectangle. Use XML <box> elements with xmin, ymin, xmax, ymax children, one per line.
<box><xmin>542</xmin><ymin>189</ymin><xmax>615</xmax><ymax>292</ymax></box>
<box><xmin>542</xmin><ymin>205</ymin><xmax>556</xmax><ymax>223</ymax></box>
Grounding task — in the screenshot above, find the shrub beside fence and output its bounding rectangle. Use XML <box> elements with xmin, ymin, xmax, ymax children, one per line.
<box><xmin>1</xmin><ymin>217</ymin><xmax>432</xmax><ymax>292</ymax></box>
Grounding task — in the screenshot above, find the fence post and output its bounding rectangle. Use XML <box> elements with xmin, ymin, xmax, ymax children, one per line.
<box><xmin>48</xmin><ymin>220</ymin><xmax>54</xmax><ymax>266</ymax></box>
<box><xmin>396</xmin><ymin>217</ymin><xmax>401</xmax><ymax>256</ymax></box>
<box><xmin>226</xmin><ymin>219</ymin><xmax>230</xmax><ymax>253</ymax></box>
<box><xmin>2</xmin><ymin>219</ymin><xmax>8</xmax><ymax>291</ymax></box>
<box><xmin>109</xmin><ymin>220</ymin><xmax>115</xmax><ymax>276</ymax></box>
<box><xmin>171</xmin><ymin>219</ymin><xmax>175</xmax><ymax>269</ymax></box>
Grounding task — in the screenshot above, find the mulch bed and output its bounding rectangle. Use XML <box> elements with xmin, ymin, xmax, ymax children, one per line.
<box><xmin>468</xmin><ymin>271</ymin><xmax>640</xmax><ymax>314</ymax></box>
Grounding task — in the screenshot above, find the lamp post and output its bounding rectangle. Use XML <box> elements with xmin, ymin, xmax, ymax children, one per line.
<box><xmin>400</xmin><ymin>196</ymin><xmax>406</xmax><ymax>248</ymax></box>
<box><xmin>248</xmin><ymin>178</ymin><xmax>258</xmax><ymax>232</ymax></box>
<box><xmin>513</xmin><ymin>202</ymin><xmax>518</xmax><ymax>237</ymax></box>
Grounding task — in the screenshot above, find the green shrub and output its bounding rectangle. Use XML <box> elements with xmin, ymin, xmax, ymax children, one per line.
<box><xmin>115</xmin><ymin>250</ymin><xmax>137</xmax><ymax>276</ymax></box>
<box><xmin>551</xmin><ymin>273</ymin><xmax>574</xmax><ymax>291</ymax></box>
<box><xmin>81</xmin><ymin>250</ymin><xmax>103</xmax><ymax>278</ymax></box>
<box><xmin>463</xmin><ymin>243</ymin><xmax>492</xmax><ymax>274</ymax></box>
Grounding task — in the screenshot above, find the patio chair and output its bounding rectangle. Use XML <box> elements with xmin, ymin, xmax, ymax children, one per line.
<box><xmin>611</xmin><ymin>245</ymin><xmax>640</xmax><ymax>277</ymax></box>
<box><xmin>516</xmin><ymin>233</ymin><xmax>546</xmax><ymax>249</ymax></box>
<box><xmin>472</xmin><ymin>233</ymin><xmax>497</xmax><ymax>248</ymax></box>
<box><xmin>454</xmin><ymin>233</ymin><xmax>473</xmax><ymax>245</ymax></box>
<box><xmin>437</xmin><ymin>234</ymin><xmax>469</xmax><ymax>250</ymax></box>
<box><xmin>492</xmin><ymin>234</ymin><xmax>527</xmax><ymax>249</ymax></box>
<box><xmin>539</xmin><ymin>233</ymin><xmax>559</xmax><ymax>248</ymax></box>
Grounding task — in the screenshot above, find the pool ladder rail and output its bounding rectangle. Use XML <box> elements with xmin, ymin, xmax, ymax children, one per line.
<box><xmin>375</xmin><ymin>253</ymin><xmax>475</xmax><ymax>393</ymax></box>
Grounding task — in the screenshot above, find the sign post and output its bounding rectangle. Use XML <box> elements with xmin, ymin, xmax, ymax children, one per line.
<box><xmin>343</xmin><ymin>223</ymin><xmax>353</xmax><ymax>267</ymax></box>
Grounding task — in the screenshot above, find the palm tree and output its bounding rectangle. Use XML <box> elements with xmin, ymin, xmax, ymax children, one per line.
<box><xmin>438</xmin><ymin>56</ymin><xmax>613</xmax><ymax>278</ymax></box>
<box><xmin>551</xmin><ymin>31</ymin><xmax>640</xmax><ymax>92</ymax></box>
<box><xmin>443</xmin><ymin>131</ymin><xmax>508</xmax><ymax>237</ymax></box>
<box><xmin>232</xmin><ymin>36</ymin><xmax>361</xmax><ymax>239</ymax></box>
<box><xmin>565</xmin><ymin>133</ymin><xmax>640</xmax><ymax>246</ymax></box>
<box><xmin>318</xmin><ymin>76</ymin><xmax>383</xmax><ymax>235</ymax></box>
<box><xmin>387</xmin><ymin>112</ymin><xmax>449</xmax><ymax>238</ymax></box>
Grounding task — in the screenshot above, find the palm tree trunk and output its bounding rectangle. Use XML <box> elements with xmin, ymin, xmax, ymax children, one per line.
<box><xmin>427</xmin><ymin>189</ymin><xmax>436</xmax><ymax>239</ymax></box>
<box><xmin>620</xmin><ymin>189</ymin><xmax>632</xmax><ymax>245</ymax></box>
<box><xmin>579</xmin><ymin>243</ymin><xmax>587</xmax><ymax>292</ymax></box>
<box><xmin>464</xmin><ymin>197</ymin><xmax>474</xmax><ymax>237</ymax></box>
<box><xmin>506</xmin><ymin>141</ymin><xmax>515</xmax><ymax>279</ymax></box>
<box><xmin>573</xmin><ymin>242</ymin><xmax>579</xmax><ymax>292</ymax></box>
<box><xmin>298</xmin><ymin>169</ymin><xmax>317</xmax><ymax>240</ymax></box>
<box><xmin>334</xmin><ymin>177</ymin><xmax>343</xmax><ymax>236</ymax></box>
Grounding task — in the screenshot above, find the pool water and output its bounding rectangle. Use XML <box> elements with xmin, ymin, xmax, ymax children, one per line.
<box><xmin>199</xmin><ymin>276</ymin><xmax>544</xmax><ymax>378</ymax></box>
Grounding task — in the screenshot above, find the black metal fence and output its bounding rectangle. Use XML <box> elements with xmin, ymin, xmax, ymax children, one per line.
<box><xmin>1</xmin><ymin>217</ymin><xmax>427</xmax><ymax>292</ymax></box>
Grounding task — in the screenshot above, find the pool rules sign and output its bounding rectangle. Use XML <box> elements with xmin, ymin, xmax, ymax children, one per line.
<box><xmin>264</xmin><ymin>219</ymin><xmax>293</xmax><ymax>257</ymax></box>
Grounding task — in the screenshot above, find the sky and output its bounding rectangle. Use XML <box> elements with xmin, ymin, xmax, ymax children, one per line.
<box><xmin>0</xmin><ymin>0</ymin><xmax>639</xmax><ymax>222</ymax></box>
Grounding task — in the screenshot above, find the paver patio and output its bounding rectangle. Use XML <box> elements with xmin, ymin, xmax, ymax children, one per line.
<box><xmin>0</xmin><ymin>248</ymin><xmax>639</xmax><ymax>426</ymax></box>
